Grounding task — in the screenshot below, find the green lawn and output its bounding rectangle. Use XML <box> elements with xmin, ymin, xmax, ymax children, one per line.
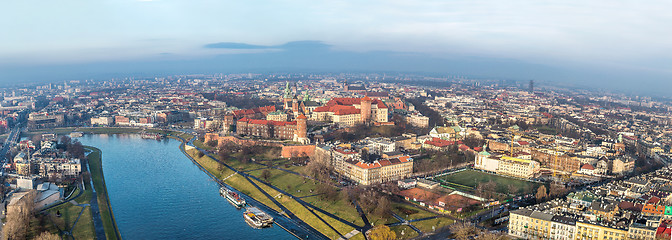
<box><xmin>389</xmin><ymin>225</ymin><xmax>418</xmax><ymax>239</ymax></box>
<box><xmin>303</xmin><ymin>195</ymin><xmax>364</xmax><ymax>226</ymax></box>
<box><xmin>184</xmin><ymin>146</ymin><xmax>361</xmax><ymax>239</ymax></box>
<box><xmin>41</xmin><ymin>187</ymin><xmax>95</xmax><ymax>239</ymax></box>
<box><xmin>248</xmin><ymin>168</ymin><xmax>318</xmax><ymax>197</ymax></box>
<box><xmin>78</xmin><ymin>127</ymin><xmax>142</xmax><ymax>134</ymax></box>
<box><xmin>391</xmin><ymin>203</ymin><xmax>436</xmax><ymax>223</ymax></box>
<box><xmin>434</xmin><ymin>169</ymin><xmax>540</xmax><ymax>195</ymax></box>
<box><xmin>412</xmin><ymin>217</ymin><xmax>453</xmax><ymax>233</ymax></box>
<box><xmin>85</xmin><ymin>146</ymin><xmax>122</xmax><ymax>240</ymax></box>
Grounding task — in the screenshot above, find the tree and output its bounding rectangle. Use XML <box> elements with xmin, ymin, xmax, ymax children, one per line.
<box><xmin>508</xmin><ymin>185</ymin><xmax>519</xmax><ymax>196</ymax></box>
<box><xmin>449</xmin><ymin>222</ymin><xmax>478</xmax><ymax>240</ymax></box>
<box><xmin>261</xmin><ymin>169</ymin><xmax>272</xmax><ymax>182</ymax></box>
<box><xmin>374</xmin><ymin>196</ymin><xmax>391</xmax><ymax>218</ymax></box>
<box><xmin>206</xmin><ymin>140</ymin><xmax>218</xmax><ymax>148</ymax></box>
<box><xmin>34</xmin><ymin>232</ymin><xmax>60</xmax><ymax>240</ymax></box>
<box><xmin>60</xmin><ymin>135</ymin><xmax>71</xmax><ymax>146</ymax></box>
<box><xmin>3</xmin><ymin>190</ymin><xmax>37</xmax><ymax>240</ymax></box>
<box><xmin>476</xmin><ymin>181</ymin><xmax>497</xmax><ymax>199</ymax></box>
<box><xmin>536</xmin><ymin>185</ymin><xmax>548</xmax><ymax>202</ymax></box>
<box><xmin>197</xmin><ymin>151</ymin><xmax>205</xmax><ymax>158</ymax></box>
<box><xmin>306</xmin><ymin>158</ymin><xmax>332</xmax><ymax>181</ymax></box>
<box><xmin>462</xmin><ymin>134</ymin><xmax>484</xmax><ymax>149</ymax></box>
<box><xmin>368</xmin><ymin>225</ymin><xmax>396</xmax><ymax>240</ymax></box>
<box><xmin>477</xmin><ymin>231</ymin><xmax>507</xmax><ymax>240</ymax></box>
<box><xmin>549</xmin><ymin>182</ymin><xmax>568</xmax><ymax>197</ymax></box>
<box><xmin>217</xmin><ymin>149</ymin><xmax>230</xmax><ymax>161</ymax></box>
<box><xmin>317</xmin><ymin>184</ymin><xmax>339</xmax><ymax>201</ymax></box>
<box><xmin>69</xmin><ymin>140</ymin><xmax>86</xmax><ymax>159</ymax></box>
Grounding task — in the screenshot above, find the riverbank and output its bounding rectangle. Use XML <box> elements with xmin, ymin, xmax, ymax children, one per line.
<box><xmin>23</xmin><ymin>127</ymin><xmax>194</xmax><ymax>141</ymax></box>
<box><xmin>85</xmin><ymin>146</ymin><xmax>122</xmax><ymax>240</ymax></box>
<box><xmin>176</xmin><ymin>139</ymin><xmax>339</xmax><ymax>239</ymax></box>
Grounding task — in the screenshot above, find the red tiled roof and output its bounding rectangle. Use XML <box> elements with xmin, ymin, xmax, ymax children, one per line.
<box><xmin>237</xmin><ymin>118</ymin><xmax>296</xmax><ymax>126</ymax></box>
<box><xmin>424</xmin><ymin>137</ymin><xmax>455</xmax><ymax>148</ymax></box>
<box><xmin>581</xmin><ymin>164</ymin><xmax>595</xmax><ymax>170</ymax></box>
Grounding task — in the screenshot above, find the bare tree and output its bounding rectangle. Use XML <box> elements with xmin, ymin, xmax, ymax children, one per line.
<box><xmin>449</xmin><ymin>222</ymin><xmax>478</xmax><ymax>240</ymax></box>
<box><xmin>206</xmin><ymin>140</ymin><xmax>218</xmax><ymax>148</ymax></box>
<box><xmin>34</xmin><ymin>232</ymin><xmax>60</xmax><ymax>240</ymax></box>
<box><xmin>261</xmin><ymin>169</ymin><xmax>272</xmax><ymax>182</ymax></box>
<box><xmin>476</xmin><ymin>181</ymin><xmax>497</xmax><ymax>199</ymax></box>
<box><xmin>536</xmin><ymin>185</ymin><xmax>548</xmax><ymax>202</ymax></box>
<box><xmin>477</xmin><ymin>231</ymin><xmax>509</xmax><ymax>240</ymax></box>
<box><xmin>374</xmin><ymin>196</ymin><xmax>391</xmax><ymax>218</ymax></box>
<box><xmin>549</xmin><ymin>182</ymin><xmax>568</xmax><ymax>198</ymax></box>
<box><xmin>3</xmin><ymin>190</ymin><xmax>37</xmax><ymax>240</ymax></box>
<box><xmin>508</xmin><ymin>185</ymin><xmax>519</xmax><ymax>196</ymax></box>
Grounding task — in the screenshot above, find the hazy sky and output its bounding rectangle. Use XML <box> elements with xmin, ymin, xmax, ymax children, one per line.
<box><xmin>1</xmin><ymin>1</ymin><xmax>671</xmax><ymax>92</ymax></box>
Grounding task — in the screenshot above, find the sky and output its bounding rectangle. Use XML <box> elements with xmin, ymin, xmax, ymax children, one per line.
<box><xmin>1</xmin><ymin>0</ymin><xmax>671</xmax><ymax>94</ymax></box>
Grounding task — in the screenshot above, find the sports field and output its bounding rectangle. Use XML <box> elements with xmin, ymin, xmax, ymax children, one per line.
<box><xmin>434</xmin><ymin>169</ymin><xmax>540</xmax><ymax>195</ymax></box>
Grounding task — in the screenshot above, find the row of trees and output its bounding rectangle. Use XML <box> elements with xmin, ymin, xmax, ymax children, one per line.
<box><xmin>449</xmin><ymin>222</ymin><xmax>507</xmax><ymax>240</ymax></box>
<box><xmin>535</xmin><ymin>183</ymin><xmax>569</xmax><ymax>202</ymax></box>
<box><xmin>414</xmin><ymin>148</ymin><xmax>475</xmax><ymax>173</ymax></box>
<box><xmin>0</xmin><ymin>190</ymin><xmax>60</xmax><ymax>240</ymax></box>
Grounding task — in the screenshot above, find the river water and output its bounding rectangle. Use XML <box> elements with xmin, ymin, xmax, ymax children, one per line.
<box><xmin>78</xmin><ymin>134</ymin><xmax>293</xmax><ymax>240</ymax></box>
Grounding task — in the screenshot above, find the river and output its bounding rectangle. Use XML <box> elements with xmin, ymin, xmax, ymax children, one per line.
<box><xmin>78</xmin><ymin>134</ymin><xmax>294</xmax><ymax>240</ymax></box>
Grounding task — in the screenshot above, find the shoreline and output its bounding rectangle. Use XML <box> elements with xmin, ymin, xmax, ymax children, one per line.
<box><xmin>85</xmin><ymin>146</ymin><xmax>123</xmax><ymax>240</ymax></box>
<box><xmin>174</xmin><ymin>135</ymin><xmax>308</xmax><ymax>240</ymax></box>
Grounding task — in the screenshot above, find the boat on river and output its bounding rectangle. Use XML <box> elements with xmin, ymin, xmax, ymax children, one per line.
<box><xmin>140</xmin><ymin>132</ymin><xmax>163</xmax><ymax>140</ymax></box>
<box><xmin>243</xmin><ymin>206</ymin><xmax>273</xmax><ymax>228</ymax></box>
<box><xmin>220</xmin><ymin>187</ymin><xmax>246</xmax><ymax>208</ymax></box>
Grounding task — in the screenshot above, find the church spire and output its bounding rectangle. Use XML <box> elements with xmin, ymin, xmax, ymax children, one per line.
<box><xmin>284</xmin><ymin>81</ymin><xmax>292</xmax><ymax>98</ymax></box>
<box><xmin>303</xmin><ymin>91</ymin><xmax>310</xmax><ymax>101</ymax></box>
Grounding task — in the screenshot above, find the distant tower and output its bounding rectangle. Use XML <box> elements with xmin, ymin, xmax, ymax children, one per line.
<box><xmin>283</xmin><ymin>82</ymin><xmax>292</xmax><ymax>109</ymax></box>
<box><xmin>529</xmin><ymin>80</ymin><xmax>534</xmax><ymax>93</ymax></box>
<box><xmin>360</xmin><ymin>96</ymin><xmax>372</xmax><ymax>124</ymax></box>
<box><xmin>292</xmin><ymin>96</ymin><xmax>299</xmax><ymax>117</ymax></box>
<box><xmin>303</xmin><ymin>92</ymin><xmax>310</xmax><ymax>102</ymax></box>
<box><xmin>293</xmin><ymin>114</ymin><xmax>309</xmax><ymax>144</ymax></box>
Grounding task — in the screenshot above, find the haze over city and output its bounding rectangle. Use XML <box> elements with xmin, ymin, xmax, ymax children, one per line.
<box><xmin>4</xmin><ymin>1</ymin><xmax>672</xmax><ymax>239</ymax></box>
<box><xmin>2</xmin><ymin>0</ymin><xmax>671</xmax><ymax>95</ymax></box>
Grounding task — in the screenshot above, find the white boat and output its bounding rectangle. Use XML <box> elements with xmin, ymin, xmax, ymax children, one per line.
<box><xmin>243</xmin><ymin>207</ymin><xmax>273</xmax><ymax>228</ymax></box>
<box><xmin>220</xmin><ymin>187</ymin><xmax>246</xmax><ymax>208</ymax></box>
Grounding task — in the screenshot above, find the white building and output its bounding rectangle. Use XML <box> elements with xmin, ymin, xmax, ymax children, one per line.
<box><xmin>90</xmin><ymin>116</ymin><xmax>114</xmax><ymax>126</ymax></box>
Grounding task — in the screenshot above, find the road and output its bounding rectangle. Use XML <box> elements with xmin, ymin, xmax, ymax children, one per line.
<box><xmin>1</xmin><ymin>126</ymin><xmax>22</xmax><ymax>174</ymax></box>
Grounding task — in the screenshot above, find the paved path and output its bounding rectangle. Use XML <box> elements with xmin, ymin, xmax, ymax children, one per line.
<box><xmin>184</xmin><ymin>136</ymin><xmax>383</xmax><ymax>239</ymax></box>
<box><xmin>337</xmin><ymin>229</ymin><xmax>361</xmax><ymax>240</ymax></box>
<box><xmin>188</xmin><ymin>137</ymin><xmax>362</xmax><ymax>230</ymax></box>
<box><xmin>390</xmin><ymin>212</ymin><xmax>422</xmax><ymax>234</ymax></box>
<box><xmin>179</xmin><ymin>136</ymin><xmax>328</xmax><ymax>240</ymax></box>
<box><xmin>85</xmin><ymin>157</ymin><xmax>107</xmax><ymax>240</ymax></box>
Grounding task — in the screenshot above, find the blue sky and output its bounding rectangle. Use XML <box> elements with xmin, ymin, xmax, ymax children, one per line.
<box><xmin>1</xmin><ymin>1</ymin><xmax>671</xmax><ymax>93</ymax></box>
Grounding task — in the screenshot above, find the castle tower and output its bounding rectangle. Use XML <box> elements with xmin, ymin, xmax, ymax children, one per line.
<box><xmin>293</xmin><ymin>114</ymin><xmax>309</xmax><ymax>144</ymax></box>
<box><xmin>360</xmin><ymin>96</ymin><xmax>372</xmax><ymax>124</ymax></box>
<box><xmin>283</xmin><ymin>82</ymin><xmax>292</xmax><ymax>110</ymax></box>
<box><xmin>292</xmin><ymin>96</ymin><xmax>299</xmax><ymax>117</ymax></box>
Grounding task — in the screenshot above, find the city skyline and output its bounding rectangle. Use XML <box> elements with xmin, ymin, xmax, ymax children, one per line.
<box><xmin>2</xmin><ymin>1</ymin><xmax>671</xmax><ymax>94</ymax></box>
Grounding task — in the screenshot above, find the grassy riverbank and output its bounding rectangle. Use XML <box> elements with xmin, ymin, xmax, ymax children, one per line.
<box><xmin>41</xmin><ymin>187</ymin><xmax>96</xmax><ymax>239</ymax></box>
<box><xmin>23</xmin><ymin>127</ymin><xmax>193</xmax><ymax>141</ymax></box>
<box><xmin>86</xmin><ymin>146</ymin><xmax>122</xmax><ymax>240</ymax></box>
<box><xmin>183</xmin><ymin>147</ymin><xmax>358</xmax><ymax>239</ymax></box>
